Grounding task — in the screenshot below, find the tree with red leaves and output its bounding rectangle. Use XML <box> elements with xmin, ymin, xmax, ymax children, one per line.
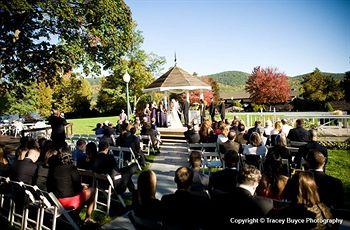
<box><xmin>245</xmin><ymin>67</ymin><xmax>290</xmax><ymax>104</ymax></box>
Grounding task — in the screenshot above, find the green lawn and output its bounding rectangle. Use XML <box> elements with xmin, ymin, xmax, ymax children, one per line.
<box><xmin>68</xmin><ymin>116</ymin><xmax>119</xmax><ymax>134</ymax></box>
<box><xmin>327</xmin><ymin>149</ymin><xmax>350</xmax><ymax>209</ymax></box>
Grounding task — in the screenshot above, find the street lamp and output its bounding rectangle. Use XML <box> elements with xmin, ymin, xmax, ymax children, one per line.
<box><xmin>123</xmin><ymin>71</ymin><xmax>131</xmax><ymax>122</ymax></box>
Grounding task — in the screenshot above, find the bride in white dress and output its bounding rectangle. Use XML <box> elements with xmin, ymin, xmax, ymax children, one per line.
<box><xmin>168</xmin><ymin>99</ymin><xmax>183</xmax><ymax>128</ymax></box>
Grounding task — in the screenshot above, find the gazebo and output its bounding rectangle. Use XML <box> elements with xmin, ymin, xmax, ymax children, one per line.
<box><xmin>143</xmin><ymin>65</ymin><xmax>212</xmax><ymax>103</ymax></box>
<box><xmin>143</xmin><ymin>65</ymin><xmax>212</xmax><ymax>125</ymax></box>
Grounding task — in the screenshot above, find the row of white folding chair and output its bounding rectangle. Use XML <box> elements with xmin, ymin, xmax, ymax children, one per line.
<box><xmin>109</xmin><ymin>146</ymin><xmax>142</xmax><ymax>171</ymax></box>
<box><xmin>0</xmin><ymin>176</ymin><xmax>79</xmax><ymax>230</ymax></box>
<box><xmin>187</xmin><ymin>142</ymin><xmax>223</xmax><ymax>174</ymax></box>
<box><xmin>140</xmin><ymin>135</ymin><xmax>155</xmax><ymax>155</ymax></box>
<box><xmin>77</xmin><ymin>169</ymin><xmax>125</xmax><ymax>215</ymax></box>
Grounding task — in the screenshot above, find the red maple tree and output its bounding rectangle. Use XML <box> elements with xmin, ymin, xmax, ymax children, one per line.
<box><xmin>245</xmin><ymin>66</ymin><xmax>291</xmax><ymax>104</ymax></box>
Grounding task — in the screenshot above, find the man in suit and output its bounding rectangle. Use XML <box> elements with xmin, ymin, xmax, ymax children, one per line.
<box><xmin>161</xmin><ymin>167</ymin><xmax>210</xmax><ymax>229</ymax></box>
<box><xmin>48</xmin><ymin>110</ymin><xmax>67</xmax><ymax>150</ymax></box>
<box><xmin>220</xmin><ymin>131</ymin><xmax>240</xmax><ymax>154</ymax></box>
<box><xmin>212</xmin><ymin>165</ymin><xmax>273</xmax><ymax>228</ymax></box>
<box><xmin>189</xmin><ymin>151</ymin><xmax>209</xmax><ymax>191</ymax></box>
<box><xmin>184</xmin><ymin>124</ymin><xmax>200</xmax><ymax>144</ymax></box>
<box><xmin>92</xmin><ymin>141</ymin><xmax>138</xmax><ymax>194</ymax></box>
<box><xmin>209</xmin><ymin>150</ymin><xmax>239</xmax><ymax>196</ymax></box>
<box><xmin>219</xmin><ymin>98</ymin><xmax>225</xmax><ymax>121</ymax></box>
<box><xmin>10</xmin><ymin>149</ymin><xmax>40</xmax><ymax>185</ymax></box>
<box><xmin>295</xmin><ymin>129</ymin><xmax>328</xmax><ymax>169</ymax></box>
<box><xmin>209</xmin><ymin>97</ymin><xmax>216</xmax><ymax>122</ymax></box>
<box><xmin>306</xmin><ymin>150</ymin><xmax>344</xmax><ymax>209</ymax></box>
<box><xmin>246</xmin><ymin>121</ymin><xmax>263</xmax><ymax>142</ymax></box>
<box><xmin>199</xmin><ymin>99</ymin><xmax>205</xmax><ymax>124</ymax></box>
<box><xmin>183</xmin><ymin>99</ymin><xmax>190</xmax><ymax>126</ymax></box>
<box><xmin>125</xmin><ymin>127</ymin><xmax>146</xmax><ymax>167</ymax></box>
<box><xmin>287</xmin><ymin>119</ymin><xmax>309</xmax><ymax>142</ymax></box>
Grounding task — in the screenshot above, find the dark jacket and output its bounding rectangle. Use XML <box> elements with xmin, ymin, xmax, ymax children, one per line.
<box><xmin>10</xmin><ymin>158</ymin><xmax>38</xmax><ymax>185</ymax></box>
<box><xmin>220</xmin><ymin>140</ymin><xmax>240</xmax><ymax>154</ymax></box>
<box><xmin>184</xmin><ymin>130</ymin><xmax>201</xmax><ymax>143</ymax></box>
<box><xmin>161</xmin><ymin>189</ymin><xmax>210</xmax><ymax>229</ymax></box>
<box><xmin>312</xmin><ymin>170</ymin><xmax>344</xmax><ymax>209</ymax></box>
<box><xmin>287</xmin><ymin>127</ymin><xmax>309</xmax><ymax>142</ymax></box>
<box><xmin>47</xmin><ymin>164</ymin><xmax>82</xmax><ymax>198</ymax></box>
<box><xmin>209</xmin><ymin>168</ymin><xmax>238</xmax><ymax>195</ymax></box>
<box><xmin>213</xmin><ymin>187</ymin><xmax>273</xmax><ymax>228</ymax></box>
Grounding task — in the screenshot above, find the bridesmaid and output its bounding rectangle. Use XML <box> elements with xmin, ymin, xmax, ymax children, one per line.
<box><xmin>144</xmin><ymin>104</ymin><xmax>151</xmax><ymax>122</ymax></box>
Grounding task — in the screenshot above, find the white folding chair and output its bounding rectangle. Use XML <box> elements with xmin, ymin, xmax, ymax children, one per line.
<box><xmin>120</xmin><ymin>147</ymin><xmax>142</xmax><ymax>171</ymax></box>
<box><xmin>140</xmin><ymin>135</ymin><xmax>154</xmax><ymax>155</ymax></box>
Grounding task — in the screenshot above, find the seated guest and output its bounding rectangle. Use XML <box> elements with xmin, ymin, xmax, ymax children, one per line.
<box><xmin>209</xmin><ymin>150</ymin><xmax>239</xmax><ymax>195</ymax></box>
<box><xmin>246</xmin><ymin>120</ymin><xmax>263</xmax><ymax>141</ymax></box>
<box><xmin>281</xmin><ymin>118</ymin><xmax>292</xmax><ymax>136</ymax></box>
<box><xmin>236</xmin><ymin>123</ymin><xmax>247</xmax><ymax>145</ymax></box>
<box><xmin>101</xmin><ymin>122</ymin><xmax>116</xmax><ymax>146</ymax></box>
<box><xmin>305</xmin><ymin>150</ymin><xmax>344</xmax><ymax>209</ymax></box>
<box><xmin>47</xmin><ymin>147</ymin><xmax>95</xmax><ymax>223</ymax></box>
<box><xmin>0</xmin><ymin>147</ymin><xmax>10</xmax><ymax>177</ymax></box>
<box><xmin>265</xmin><ymin>133</ymin><xmax>291</xmax><ymax>164</ymax></box>
<box><xmin>220</xmin><ymin>131</ymin><xmax>240</xmax><ymax>154</ymax></box>
<box><xmin>271</xmin><ymin>121</ymin><xmax>282</xmax><ymax>135</ymax></box>
<box><xmin>199</xmin><ymin>119</ymin><xmax>215</xmax><ymax>143</ymax></box>
<box><xmin>243</xmin><ymin>132</ymin><xmax>267</xmax><ymax>156</ymax></box>
<box><xmin>132</xmin><ymin>170</ymin><xmax>161</xmax><ymax>229</ymax></box>
<box><xmin>72</xmin><ymin>139</ymin><xmax>87</xmax><ymax>166</ymax></box>
<box><xmin>189</xmin><ymin>151</ymin><xmax>209</xmax><ymax>191</ymax></box>
<box><xmin>10</xmin><ymin>149</ymin><xmax>40</xmax><ymax>185</ymax></box>
<box><xmin>295</xmin><ymin>129</ymin><xmax>328</xmax><ymax>169</ymax></box>
<box><xmin>263</xmin><ymin>120</ymin><xmax>273</xmax><ymax>137</ymax></box>
<box><xmin>257</xmin><ymin>159</ymin><xmax>289</xmax><ymax>200</ymax></box>
<box><xmin>287</xmin><ymin>119</ymin><xmax>309</xmax><ymax>142</ymax></box>
<box><xmin>184</xmin><ymin>124</ymin><xmax>200</xmax><ymax>144</ymax></box>
<box><xmin>92</xmin><ymin>141</ymin><xmax>138</xmax><ymax>194</ymax></box>
<box><xmin>77</xmin><ymin>142</ymin><xmax>98</xmax><ymax>170</ymax></box>
<box><xmin>216</xmin><ymin>125</ymin><xmax>229</xmax><ymax>145</ymax></box>
<box><xmin>276</xmin><ymin>171</ymin><xmax>333</xmax><ymax>229</ymax></box>
<box><xmin>93</xmin><ymin>123</ymin><xmax>104</xmax><ymax>136</ymax></box>
<box><xmin>161</xmin><ymin>167</ymin><xmax>210</xmax><ymax>229</ymax></box>
<box><xmin>213</xmin><ymin>165</ymin><xmax>273</xmax><ymax>228</ymax></box>
<box><xmin>125</xmin><ymin>127</ymin><xmax>146</xmax><ymax>167</ymax></box>
<box><xmin>230</xmin><ymin>119</ymin><xmax>240</xmax><ymax>132</ymax></box>
<box><xmin>36</xmin><ymin>149</ymin><xmax>58</xmax><ymax>191</ymax></box>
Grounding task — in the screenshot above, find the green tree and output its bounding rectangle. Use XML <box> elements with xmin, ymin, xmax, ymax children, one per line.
<box><xmin>96</xmin><ymin>27</ymin><xmax>165</xmax><ymax>115</ymax></box>
<box><xmin>36</xmin><ymin>82</ymin><xmax>53</xmax><ymax>117</ymax></box>
<box><xmin>0</xmin><ymin>0</ymin><xmax>133</xmax><ymax>86</ymax></box>
<box><xmin>342</xmin><ymin>71</ymin><xmax>350</xmax><ymax>102</ymax></box>
<box><xmin>301</xmin><ymin>68</ymin><xmax>344</xmax><ymax>102</ymax></box>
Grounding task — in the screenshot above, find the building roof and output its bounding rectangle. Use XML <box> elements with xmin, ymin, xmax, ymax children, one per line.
<box><xmin>143</xmin><ymin>66</ymin><xmax>211</xmax><ymax>92</ymax></box>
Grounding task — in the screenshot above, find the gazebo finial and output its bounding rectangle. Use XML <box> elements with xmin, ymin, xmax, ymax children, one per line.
<box><xmin>174</xmin><ymin>52</ymin><xmax>177</xmax><ymax>66</ymax></box>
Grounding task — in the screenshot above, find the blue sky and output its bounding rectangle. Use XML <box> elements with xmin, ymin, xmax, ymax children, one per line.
<box><xmin>125</xmin><ymin>0</ymin><xmax>350</xmax><ymax>77</ymax></box>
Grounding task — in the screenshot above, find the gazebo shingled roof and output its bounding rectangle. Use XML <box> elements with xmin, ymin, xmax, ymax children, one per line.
<box><xmin>143</xmin><ymin>66</ymin><xmax>211</xmax><ymax>92</ymax></box>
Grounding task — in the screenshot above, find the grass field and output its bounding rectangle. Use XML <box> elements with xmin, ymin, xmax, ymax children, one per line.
<box><xmin>68</xmin><ymin>116</ymin><xmax>119</xmax><ymax>134</ymax></box>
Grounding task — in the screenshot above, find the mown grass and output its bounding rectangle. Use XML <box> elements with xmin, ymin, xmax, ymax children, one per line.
<box><xmin>67</xmin><ymin>116</ymin><xmax>119</xmax><ymax>134</ymax></box>
<box><xmin>327</xmin><ymin>149</ymin><xmax>350</xmax><ymax>209</ymax></box>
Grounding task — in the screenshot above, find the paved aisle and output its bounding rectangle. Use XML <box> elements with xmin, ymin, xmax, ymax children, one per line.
<box><xmin>102</xmin><ymin>134</ymin><xmax>188</xmax><ymax>229</ymax></box>
<box><xmin>150</xmin><ymin>136</ymin><xmax>188</xmax><ymax>199</ymax></box>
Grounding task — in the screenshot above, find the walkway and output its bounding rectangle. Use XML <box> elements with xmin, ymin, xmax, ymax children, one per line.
<box><xmin>150</xmin><ymin>134</ymin><xmax>188</xmax><ymax>199</ymax></box>
<box><xmin>102</xmin><ymin>133</ymin><xmax>188</xmax><ymax>229</ymax></box>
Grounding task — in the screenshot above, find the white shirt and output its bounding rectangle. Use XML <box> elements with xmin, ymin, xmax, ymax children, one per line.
<box><xmin>243</xmin><ymin>144</ymin><xmax>267</xmax><ymax>156</ymax></box>
<box><xmin>282</xmin><ymin>124</ymin><xmax>292</xmax><ymax>136</ymax></box>
<box><xmin>238</xmin><ymin>184</ymin><xmax>255</xmax><ymax>196</ymax></box>
<box><xmin>217</xmin><ymin>134</ymin><xmax>228</xmax><ymax>145</ymax></box>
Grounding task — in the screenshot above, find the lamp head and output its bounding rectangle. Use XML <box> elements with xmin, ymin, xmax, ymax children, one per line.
<box><xmin>123</xmin><ymin>71</ymin><xmax>130</xmax><ymax>83</ymax></box>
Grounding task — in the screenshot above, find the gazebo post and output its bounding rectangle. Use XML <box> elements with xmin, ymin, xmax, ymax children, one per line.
<box><xmin>186</xmin><ymin>91</ymin><xmax>190</xmax><ymax>123</ymax></box>
<box><xmin>199</xmin><ymin>91</ymin><xmax>204</xmax><ymax>100</ymax></box>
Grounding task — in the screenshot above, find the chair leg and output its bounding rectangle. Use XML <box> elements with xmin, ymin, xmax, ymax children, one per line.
<box><xmin>117</xmin><ymin>195</ymin><xmax>126</xmax><ymax>208</ymax></box>
<box><xmin>107</xmin><ymin>186</ymin><xmax>112</xmax><ymax>215</ymax></box>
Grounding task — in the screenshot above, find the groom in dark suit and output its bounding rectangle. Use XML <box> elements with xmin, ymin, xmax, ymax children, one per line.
<box><xmin>183</xmin><ymin>99</ymin><xmax>190</xmax><ymax>126</ymax></box>
<box><xmin>209</xmin><ymin>97</ymin><xmax>216</xmax><ymax>122</ymax></box>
